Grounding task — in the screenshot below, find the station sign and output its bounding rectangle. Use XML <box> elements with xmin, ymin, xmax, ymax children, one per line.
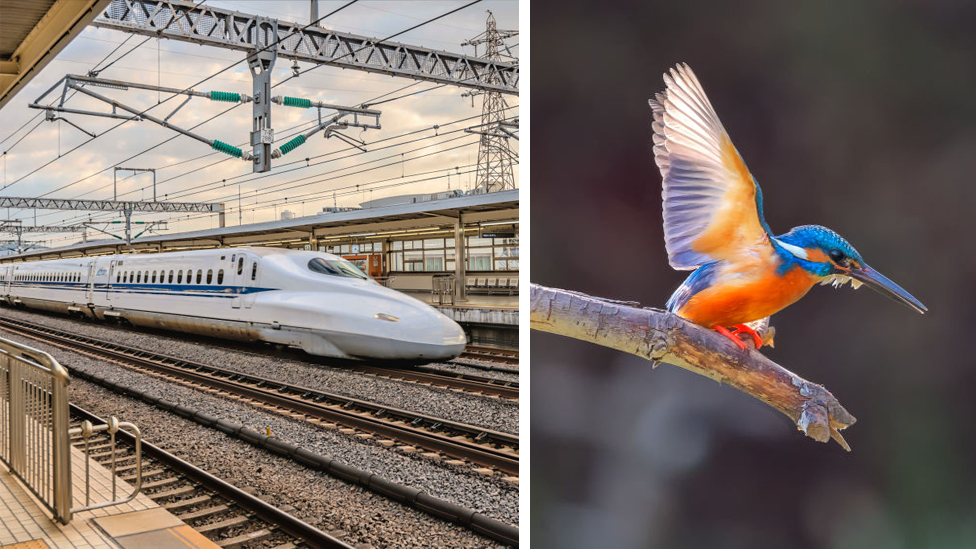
<box><xmin>480</xmin><ymin>224</ymin><xmax>516</xmax><ymax>238</ymax></box>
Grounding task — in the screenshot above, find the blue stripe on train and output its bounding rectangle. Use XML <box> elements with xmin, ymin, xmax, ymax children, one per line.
<box><xmin>5</xmin><ymin>281</ymin><xmax>276</xmax><ymax>297</ymax></box>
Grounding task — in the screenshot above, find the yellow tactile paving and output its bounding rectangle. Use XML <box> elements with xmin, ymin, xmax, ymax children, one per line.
<box><xmin>1</xmin><ymin>540</ymin><xmax>52</xmax><ymax>549</ymax></box>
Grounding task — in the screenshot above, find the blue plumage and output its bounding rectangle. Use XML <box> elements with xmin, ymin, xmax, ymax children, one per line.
<box><xmin>666</xmin><ymin>262</ymin><xmax>719</xmax><ymax>313</ymax></box>
<box><xmin>775</xmin><ymin>225</ymin><xmax>865</xmax><ymax>276</ymax></box>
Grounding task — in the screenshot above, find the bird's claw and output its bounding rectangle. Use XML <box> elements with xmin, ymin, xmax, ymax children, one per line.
<box><xmin>714</xmin><ymin>325</ymin><xmax>749</xmax><ymax>350</ymax></box>
<box><xmin>730</xmin><ymin>324</ymin><xmax>764</xmax><ymax>349</ymax></box>
<box><xmin>713</xmin><ymin>324</ymin><xmax>764</xmax><ymax>350</ymax></box>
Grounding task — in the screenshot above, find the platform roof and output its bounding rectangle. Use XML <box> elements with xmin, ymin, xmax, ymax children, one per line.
<box><xmin>0</xmin><ymin>189</ymin><xmax>518</xmax><ymax>262</ymax></box>
<box><xmin>0</xmin><ymin>0</ymin><xmax>111</xmax><ymax>109</ymax></box>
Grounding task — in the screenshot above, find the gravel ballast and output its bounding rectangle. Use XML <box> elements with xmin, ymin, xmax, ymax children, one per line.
<box><xmin>69</xmin><ymin>378</ymin><xmax>510</xmax><ymax>548</ymax></box>
<box><xmin>0</xmin><ymin>307</ymin><xmax>517</xmax><ymax>435</ymax></box>
<box><xmin>1</xmin><ymin>327</ymin><xmax>518</xmax><ymax>524</ymax></box>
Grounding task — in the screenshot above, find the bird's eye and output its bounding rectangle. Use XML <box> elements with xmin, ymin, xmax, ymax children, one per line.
<box><xmin>829</xmin><ymin>250</ymin><xmax>845</xmax><ymax>262</ymax></box>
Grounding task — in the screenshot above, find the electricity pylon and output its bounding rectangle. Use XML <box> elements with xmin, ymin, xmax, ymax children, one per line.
<box><xmin>462</xmin><ymin>11</ymin><xmax>518</xmax><ymax>194</ymax></box>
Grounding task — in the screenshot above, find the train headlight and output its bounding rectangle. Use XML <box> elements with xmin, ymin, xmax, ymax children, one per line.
<box><xmin>374</xmin><ymin>313</ymin><xmax>400</xmax><ymax>322</ymax></box>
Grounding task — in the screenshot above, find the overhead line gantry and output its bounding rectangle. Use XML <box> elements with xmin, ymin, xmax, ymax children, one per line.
<box><xmin>0</xmin><ymin>220</ymin><xmax>89</xmax><ymax>254</ymax></box>
<box><xmin>0</xmin><ymin>197</ymin><xmax>219</xmax><ymax>245</ymax></box>
<box><xmin>57</xmin><ymin>0</ymin><xmax>519</xmax><ymax>173</ymax></box>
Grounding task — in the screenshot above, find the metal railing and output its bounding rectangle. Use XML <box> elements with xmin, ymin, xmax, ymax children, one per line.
<box><xmin>432</xmin><ymin>274</ymin><xmax>457</xmax><ymax>306</ymax></box>
<box><xmin>1</xmin><ymin>336</ymin><xmax>142</xmax><ymax>524</ymax></box>
<box><xmin>69</xmin><ymin>417</ymin><xmax>142</xmax><ymax>513</ymax></box>
<box><xmin>0</xmin><ymin>335</ymin><xmax>72</xmax><ymax>523</ymax></box>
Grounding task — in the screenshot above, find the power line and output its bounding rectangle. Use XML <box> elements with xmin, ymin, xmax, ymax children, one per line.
<box><xmin>8</xmin><ymin>0</ymin><xmax>497</xmax><ymax>205</ymax></box>
<box><xmin>0</xmin><ymin>113</ymin><xmax>43</xmax><ymax>147</ymax></box>
<box><xmin>1</xmin><ymin>0</ymin><xmax>359</xmax><ymax>195</ymax></box>
<box><xmin>12</xmin><ymin>0</ymin><xmax>504</xmax><ymax>240</ymax></box>
<box><xmin>43</xmin><ymin>115</ymin><xmax>506</xmax><ymax>227</ymax></box>
<box><xmin>48</xmin><ymin>106</ymin><xmax>515</xmax><ymax>228</ymax></box>
<box><xmin>1</xmin><ymin>33</ymin><xmax>144</xmax><ymax>152</ymax></box>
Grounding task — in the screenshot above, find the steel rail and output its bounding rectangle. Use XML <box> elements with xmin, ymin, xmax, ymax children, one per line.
<box><xmin>0</xmin><ymin>317</ymin><xmax>518</xmax><ymax>475</ymax></box>
<box><xmin>69</xmin><ymin>404</ymin><xmax>352</xmax><ymax>549</ymax></box>
<box><xmin>343</xmin><ymin>363</ymin><xmax>518</xmax><ymax>400</ymax></box>
<box><xmin>460</xmin><ymin>345</ymin><xmax>519</xmax><ymax>365</ymax></box>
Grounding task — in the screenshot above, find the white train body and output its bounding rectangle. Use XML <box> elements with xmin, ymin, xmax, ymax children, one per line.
<box><xmin>0</xmin><ymin>248</ymin><xmax>466</xmax><ymax>361</ymax></box>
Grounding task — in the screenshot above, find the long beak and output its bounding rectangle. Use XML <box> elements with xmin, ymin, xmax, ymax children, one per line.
<box><xmin>849</xmin><ymin>263</ymin><xmax>927</xmax><ymax>314</ymax></box>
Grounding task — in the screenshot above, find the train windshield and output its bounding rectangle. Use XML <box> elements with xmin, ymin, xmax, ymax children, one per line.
<box><xmin>307</xmin><ymin>258</ymin><xmax>368</xmax><ymax>279</ymax></box>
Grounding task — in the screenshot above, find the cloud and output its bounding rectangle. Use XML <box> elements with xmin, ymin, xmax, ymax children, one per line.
<box><xmin>0</xmin><ymin>0</ymin><xmax>518</xmax><ymax>247</ymax></box>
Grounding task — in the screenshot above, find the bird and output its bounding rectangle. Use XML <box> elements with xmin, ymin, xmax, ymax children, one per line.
<box><xmin>649</xmin><ymin>63</ymin><xmax>926</xmax><ymax>350</ymax></box>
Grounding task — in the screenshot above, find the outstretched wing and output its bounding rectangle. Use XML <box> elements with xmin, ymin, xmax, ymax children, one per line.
<box><xmin>650</xmin><ymin>63</ymin><xmax>771</xmax><ymax>270</ymax></box>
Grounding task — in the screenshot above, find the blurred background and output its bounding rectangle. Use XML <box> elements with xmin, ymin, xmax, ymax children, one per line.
<box><xmin>530</xmin><ymin>1</ymin><xmax>976</xmax><ymax>548</ymax></box>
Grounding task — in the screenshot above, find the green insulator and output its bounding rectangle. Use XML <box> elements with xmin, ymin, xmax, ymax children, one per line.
<box><xmin>279</xmin><ymin>134</ymin><xmax>306</xmax><ymax>155</ymax></box>
<box><xmin>212</xmin><ymin>140</ymin><xmax>243</xmax><ymax>158</ymax></box>
<box><xmin>209</xmin><ymin>91</ymin><xmax>241</xmax><ymax>103</ymax></box>
<box><xmin>282</xmin><ymin>96</ymin><xmax>312</xmax><ymax>108</ymax></box>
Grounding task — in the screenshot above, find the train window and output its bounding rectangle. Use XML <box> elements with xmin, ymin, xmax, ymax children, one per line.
<box><xmin>307</xmin><ymin>258</ymin><xmax>368</xmax><ymax>279</ymax></box>
<box><xmin>137</xmin><ymin>272</ymin><xmax>142</xmax><ymax>283</ymax></box>
<box><xmin>217</xmin><ymin>269</ymin><xmax>224</xmax><ymax>285</ymax></box>
<box><xmin>177</xmin><ymin>270</ymin><xmax>183</xmax><ymax>284</ymax></box>
<box><xmin>251</xmin><ymin>262</ymin><xmax>258</xmax><ymax>281</ymax></box>
<box><xmin>196</xmin><ymin>270</ymin><xmax>202</xmax><ymax>284</ymax></box>
<box><xmin>206</xmin><ymin>269</ymin><xmax>213</xmax><ymax>284</ymax></box>
<box><xmin>152</xmin><ymin>271</ymin><xmax>157</xmax><ymax>283</ymax></box>
<box><xmin>116</xmin><ymin>271</ymin><xmax>121</xmax><ymax>283</ymax></box>
<box><xmin>237</xmin><ymin>257</ymin><xmax>244</xmax><ymax>275</ymax></box>
<box><xmin>168</xmin><ymin>270</ymin><xmax>174</xmax><ymax>284</ymax></box>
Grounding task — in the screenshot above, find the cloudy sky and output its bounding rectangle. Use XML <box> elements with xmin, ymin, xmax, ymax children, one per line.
<box><xmin>0</xmin><ymin>0</ymin><xmax>518</xmax><ymax>249</ymax></box>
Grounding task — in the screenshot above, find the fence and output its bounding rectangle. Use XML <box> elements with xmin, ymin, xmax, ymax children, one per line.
<box><xmin>0</xmin><ymin>335</ymin><xmax>141</xmax><ymax>524</ymax></box>
<box><xmin>0</xmin><ymin>335</ymin><xmax>72</xmax><ymax>523</ymax></box>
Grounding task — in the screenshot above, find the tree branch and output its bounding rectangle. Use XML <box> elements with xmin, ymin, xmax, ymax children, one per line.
<box><xmin>530</xmin><ymin>283</ymin><xmax>856</xmax><ymax>450</ymax></box>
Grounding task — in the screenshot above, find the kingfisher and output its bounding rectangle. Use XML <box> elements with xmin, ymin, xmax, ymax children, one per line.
<box><xmin>649</xmin><ymin>64</ymin><xmax>926</xmax><ymax>350</ymax></box>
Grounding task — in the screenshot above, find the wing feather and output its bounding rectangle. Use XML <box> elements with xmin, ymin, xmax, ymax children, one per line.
<box><xmin>651</xmin><ymin>63</ymin><xmax>770</xmax><ymax>270</ymax></box>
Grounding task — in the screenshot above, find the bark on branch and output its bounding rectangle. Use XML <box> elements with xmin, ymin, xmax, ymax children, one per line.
<box><xmin>530</xmin><ymin>283</ymin><xmax>856</xmax><ymax>450</ymax></box>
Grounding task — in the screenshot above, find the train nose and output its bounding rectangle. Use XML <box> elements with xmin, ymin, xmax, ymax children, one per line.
<box><xmin>391</xmin><ymin>307</ymin><xmax>466</xmax><ymax>360</ymax></box>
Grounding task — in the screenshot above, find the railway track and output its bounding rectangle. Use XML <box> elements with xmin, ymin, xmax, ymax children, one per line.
<box><xmin>0</xmin><ymin>317</ymin><xmax>518</xmax><ymax>476</ymax></box>
<box><xmin>460</xmin><ymin>345</ymin><xmax>519</xmax><ymax>365</ymax></box>
<box><xmin>70</xmin><ymin>404</ymin><xmax>351</xmax><ymax>549</ymax></box>
<box><xmin>344</xmin><ymin>363</ymin><xmax>518</xmax><ymax>400</ymax></box>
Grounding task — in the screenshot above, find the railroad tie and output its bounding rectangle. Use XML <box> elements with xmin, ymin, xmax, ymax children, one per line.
<box><xmin>195</xmin><ymin>515</ymin><xmax>250</xmax><ymax>534</ymax></box>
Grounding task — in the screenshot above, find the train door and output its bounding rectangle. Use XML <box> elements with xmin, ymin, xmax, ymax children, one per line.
<box><xmin>105</xmin><ymin>259</ymin><xmax>117</xmax><ymax>301</ymax></box>
<box><xmin>231</xmin><ymin>253</ymin><xmax>245</xmax><ymax>308</ymax></box>
<box><xmin>242</xmin><ymin>256</ymin><xmax>259</xmax><ymax>309</ymax></box>
<box><xmin>86</xmin><ymin>261</ymin><xmax>96</xmax><ymax>303</ymax></box>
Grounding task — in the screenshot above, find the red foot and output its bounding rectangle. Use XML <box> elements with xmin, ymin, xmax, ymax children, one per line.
<box><xmin>713</xmin><ymin>325</ymin><xmax>748</xmax><ymax>350</ymax></box>
<box><xmin>730</xmin><ymin>324</ymin><xmax>764</xmax><ymax>350</ymax></box>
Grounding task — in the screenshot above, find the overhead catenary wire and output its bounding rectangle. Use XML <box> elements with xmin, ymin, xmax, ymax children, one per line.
<box><xmin>1</xmin><ymin>0</ymin><xmax>359</xmax><ymax>195</ymax></box>
<box><xmin>10</xmin><ymin>0</ymin><xmax>486</xmax><ymax>197</ymax></box>
<box><xmin>1</xmin><ymin>33</ymin><xmax>144</xmax><ymax>153</ymax></box>
<box><xmin>13</xmin><ymin>0</ymin><xmax>502</xmax><ymax>214</ymax></box>
<box><xmin>44</xmin><ymin>107</ymin><xmax>515</xmax><ymax>227</ymax></box>
<box><xmin>14</xmin><ymin>0</ymin><xmax>509</xmax><ymax>242</ymax></box>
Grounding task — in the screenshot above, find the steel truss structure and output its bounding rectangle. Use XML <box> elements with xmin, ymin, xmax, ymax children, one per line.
<box><xmin>0</xmin><ymin>224</ymin><xmax>87</xmax><ymax>233</ymax></box>
<box><xmin>0</xmin><ymin>221</ymin><xmax>88</xmax><ymax>254</ymax></box>
<box><xmin>462</xmin><ymin>12</ymin><xmax>518</xmax><ymax>194</ymax></box>
<box><xmin>92</xmin><ymin>0</ymin><xmax>518</xmax><ymax>95</ymax></box>
<box><xmin>0</xmin><ymin>197</ymin><xmax>219</xmax><ymax>213</ymax></box>
<box><xmin>0</xmin><ymin>197</ymin><xmax>220</xmax><ymax>245</ymax></box>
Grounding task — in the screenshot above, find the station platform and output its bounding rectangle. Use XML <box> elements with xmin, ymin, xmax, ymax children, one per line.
<box><xmin>410</xmin><ymin>292</ymin><xmax>519</xmax><ymax>327</ymax></box>
<box><xmin>1</xmin><ymin>443</ymin><xmax>216</xmax><ymax>549</ymax></box>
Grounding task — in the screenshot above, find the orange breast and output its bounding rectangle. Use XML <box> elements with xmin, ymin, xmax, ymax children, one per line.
<box><xmin>675</xmin><ymin>263</ymin><xmax>820</xmax><ymax>328</ymax></box>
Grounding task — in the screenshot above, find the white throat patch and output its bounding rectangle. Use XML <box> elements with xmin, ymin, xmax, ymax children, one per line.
<box><xmin>774</xmin><ymin>239</ymin><xmax>809</xmax><ymax>260</ymax></box>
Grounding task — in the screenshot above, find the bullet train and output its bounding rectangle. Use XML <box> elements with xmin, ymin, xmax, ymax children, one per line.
<box><xmin>0</xmin><ymin>247</ymin><xmax>466</xmax><ymax>362</ymax></box>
